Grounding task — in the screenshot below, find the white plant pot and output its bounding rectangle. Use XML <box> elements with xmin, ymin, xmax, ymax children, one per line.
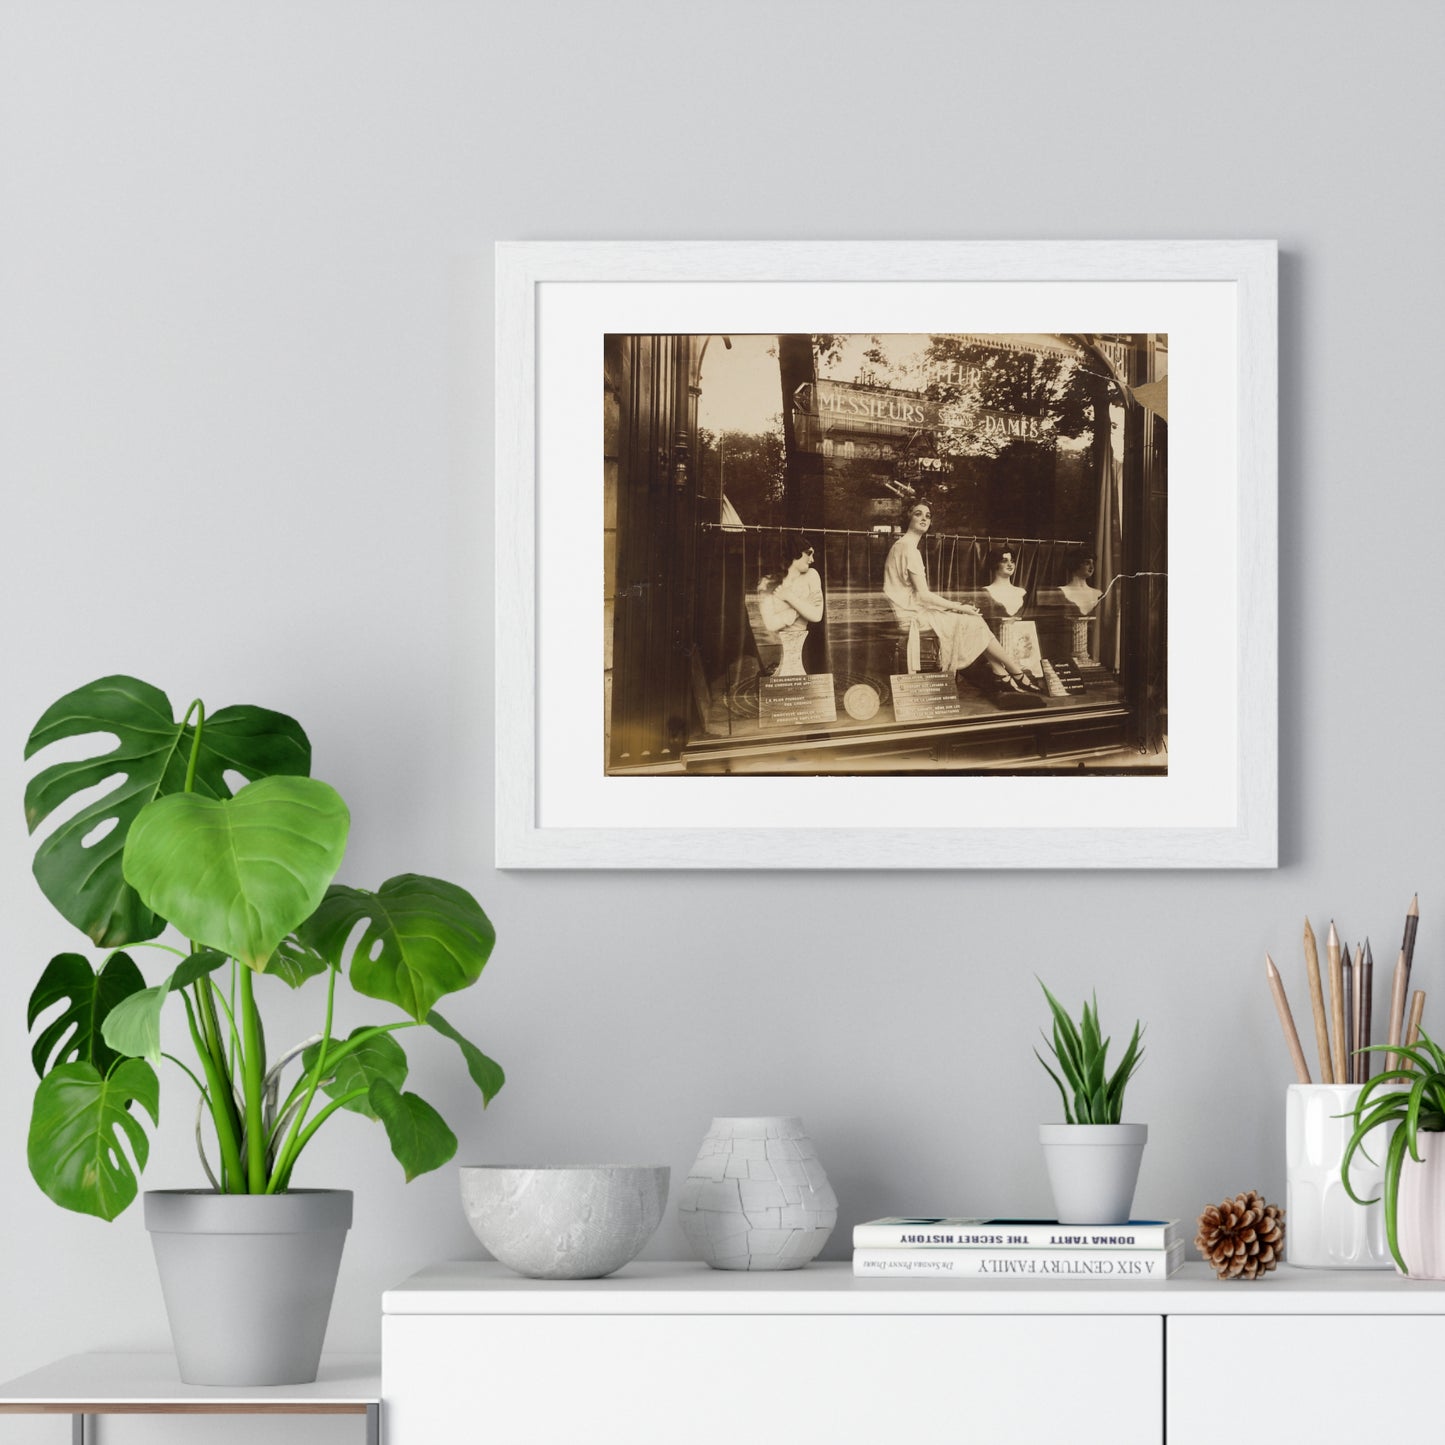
<box><xmin>1285</xmin><ymin>1083</ymin><xmax>1394</xmax><ymax>1269</ymax></box>
<box><xmin>1396</xmin><ymin>1128</ymin><xmax>1445</xmax><ymax>1279</ymax></box>
<box><xmin>1039</xmin><ymin>1123</ymin><xmax>1147</xmax><ymax>1224</ymax></box>
<box><xmin>145</xmin><ymin>1189</ymin><xmax>351</xmax><ymax>1385</ymax></box>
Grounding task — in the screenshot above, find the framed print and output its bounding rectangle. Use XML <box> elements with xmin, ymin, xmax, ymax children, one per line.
<box><xmin>494</xmin><ymin>240</ymin><xmax>1276</xmax><ymax>868</ymax></box>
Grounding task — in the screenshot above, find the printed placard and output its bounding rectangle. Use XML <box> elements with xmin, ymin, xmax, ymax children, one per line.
<box><xmin>890</xmin><ymin>673</ymin><xmax>963</xmax><ymax>723</ymax></box>
<box><xmin>1049</xmin><ymin>659</ymin><xmax>1087</xmax><ymax>694</ymax></box>
<box><xmin>759</xmin><ymin>674</ymin><xmax>838</xmax><ymax>728</ymax></box>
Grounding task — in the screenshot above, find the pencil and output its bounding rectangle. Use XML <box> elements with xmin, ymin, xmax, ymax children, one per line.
<box><xmin>1386</xmin><ymin>949</ymin><xmax>1408</xmax><ymax>1074</ymax></box>
<box><xmin>1327</xmin><ymin>922</ymin><xmax>1347</xmax><ymax>1084</ymax></box>
<box><xmin>1342</xmin><ymin>944</ymin><xmax>1354</xmax><ymax>1084</ymax></box>
<box><xmin>1304</xmin><ymin>918</ymin><xmax>1333</xmax><ymax>1083</ymax></box>
<box><xmin>1360</xmin><ymin>939</ymin><xmax>1374</xmax><ymax>1084</ymax></box>
<box><xmin>1266</xmin><ymin>953</ymin><xmax>1311</xmax><ymax>1084</ymax></box>
<box><xmin>1351</xmin><ymin>943</ymin><xmax>1364</xmax><ymax>1084</ymax></box>
<box><xmin>1401</xmin><ymin>990</ymin><xmax>1427</xmax><ymax>1072</ymax></box>
<box><xmin>1401</xmin><ymin>894</ymin><xmax>1420</xmax><ymax>1013</ymax></box>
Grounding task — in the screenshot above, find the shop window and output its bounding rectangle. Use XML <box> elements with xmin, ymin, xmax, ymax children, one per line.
<box><xmin>606</xmin><ymin>332</ymin><xmax>1165</xmax><ymax>775</ymax></box>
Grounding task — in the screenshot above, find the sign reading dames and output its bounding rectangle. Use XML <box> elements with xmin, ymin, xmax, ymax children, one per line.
<box><xmin>759</xmin><ymin>675</ymin><xmax>838</xmax><ymax>729</ymax></box>
<box><xmin>795</xmin><ymin>380</ymin><xmax>1050</xmax><ymax>444</ymax></box>
<box><xmin>890</xmin><ymin>673</ymin><xmax>963</xmax><ymax>723</ymax></box>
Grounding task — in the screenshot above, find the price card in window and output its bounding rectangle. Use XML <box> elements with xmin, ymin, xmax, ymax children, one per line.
<box><xmin>759</xmin><ymin>674</ymin><xmax>838</xmax><ymax>728</ymax></box>
<box><xmin>890</xmin><ymin>673</ymin><xmax>964</xmax><ymax>723</ymax></box>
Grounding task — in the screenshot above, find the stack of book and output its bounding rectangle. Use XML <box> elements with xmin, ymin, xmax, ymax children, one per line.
<box><xmin>852</xmin><ymin>1217</ymin><xmax>1186</xmax><ymax>1279</ymax></box>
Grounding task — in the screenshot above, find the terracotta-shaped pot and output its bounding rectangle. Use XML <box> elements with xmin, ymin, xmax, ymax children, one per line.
<box><xmin>145</xmin><ymin>1189</ymin><xmax>351</xmax><ymax>1384</ymax></box>
<box><xmin>1396</xmin><ymin>1128</ymin><xmax>1445</xmax><ymax>1279</ymax></box>
<box><xmin>1039</xmin><ymin>1123</ymin><xmax>1147</xmax><ymax>1224</ymax></box>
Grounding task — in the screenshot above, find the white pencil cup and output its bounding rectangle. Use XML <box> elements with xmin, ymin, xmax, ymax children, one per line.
<box><xmin>1285</xmin><ymin>1083</ymin><xmax>1394</xmax><ymax>1269</ymax></box>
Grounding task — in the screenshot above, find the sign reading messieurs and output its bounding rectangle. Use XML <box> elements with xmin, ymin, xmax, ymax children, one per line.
<box><xmin>795</xmin><ymin>380</ymin><xmax>1049</xmax><ymax>443</ymax></box>
<box><xmin>797</xmin><ymin>380</ymin><xmax>932</xmax><ymax>433</ymax></box>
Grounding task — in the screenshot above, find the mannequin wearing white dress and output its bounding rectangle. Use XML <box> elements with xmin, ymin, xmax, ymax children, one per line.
<box><xmin>883</xmin><ymin>504</ymin><xmax>1039</xmax><ymax>696</ymax></box>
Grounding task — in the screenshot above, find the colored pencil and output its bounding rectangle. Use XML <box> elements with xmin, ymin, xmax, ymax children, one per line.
<box><xmin>1401</xmin><ymin>894</ymin><xmax>1420</xmax><ymax>1016</ymax></box>
<box><xmin>1360</xmin><ymin>939</ymin><xmax>1374</xmax><ymax>1084</ymax></box>
<box><xmin>1342</xmin><ymin>944</ymin><xmax>1354</xmax><ymax>1084</ymax></box>
<box><xmin>1404</xmin><ymin>990</ymin><xmax>1426</xmax><ymax>1058</ymax></box>
<box><xmin>1327</xmin><ymin>921</ymin><xmax>1347</xmax><ymax>1084</ymax></box>
<box><xmin>1386</xmin><ymin>949</ymin><xmax>1408</xmax><ymax>1074</ymax></box>
<box><xmin>1303</xmin><ymin>918</ymin><xmax>1333</xmax><ymax>1083</ymax></box>
<box><xmin>1266</xmin><ymin>953</ymin><xmax>1311</xmax><ymax>1084</ymax></box>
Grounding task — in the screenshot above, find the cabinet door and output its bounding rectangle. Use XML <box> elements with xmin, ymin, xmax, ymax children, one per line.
<box><xmin>1168</xmin><ymin>1316</ymin><xmax>1445</xmax><ymax>1441</ymax></box>
<box><xmin>385</xmin><ymin>1313</ymin><xmax>1161</xmax><ymax>1444</ymax></box>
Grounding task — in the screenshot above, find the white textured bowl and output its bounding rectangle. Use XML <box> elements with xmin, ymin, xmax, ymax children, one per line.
<box><xmin>459</xmin><ymin>1165</ymin><xmax>670</xmax><ymax>1279</ymax></box>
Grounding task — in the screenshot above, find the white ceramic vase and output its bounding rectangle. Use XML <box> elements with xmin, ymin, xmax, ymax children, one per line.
<box><xmin>1396</xmin><ymin>1127</ymin><xmax>1445</xmax><ymax>1279</ymax></box>
<box><xmin>1285</xmin><ymin>1083</ymin><xmax>1393</xmax><ymax>1269</ymax></box>
<box><xmin>1039</xmin><ymin>1123</ymin><xmax>1147</xmax><ymax>1224</ymax></box>
<box><xmin>676</xmin><ymin>1116</ymin><xmax>837</xmax><ymax>1270</ymax></box>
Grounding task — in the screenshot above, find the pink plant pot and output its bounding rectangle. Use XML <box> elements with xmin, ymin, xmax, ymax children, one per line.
<box><xmin>1396</xmin><ymin>1128</ymin><xmax>1445</xmax><ymax>1279</ymax></box>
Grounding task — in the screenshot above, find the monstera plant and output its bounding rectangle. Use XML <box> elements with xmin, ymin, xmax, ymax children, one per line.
<box><xmin>23</xmin><ymin>675</ymin><xmax>503</xmax><ymax>1219</ymax></box>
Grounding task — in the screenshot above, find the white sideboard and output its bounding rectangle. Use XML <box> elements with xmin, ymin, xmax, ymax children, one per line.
<box><xmin>383</xmin><ymin>1261</ymin><xmax>1445</xmax><ymax>1444</ymax></box>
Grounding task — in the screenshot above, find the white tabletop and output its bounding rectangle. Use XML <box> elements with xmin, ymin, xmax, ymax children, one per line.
<box><xmin>0</xmin><ymin>1353</ymin><xmax>380</xmax><ymax>1412</ymax></box>
<box><xmin>383</xmin><ymin>1259</ymin><xmax>1445</xmax><ymax>1316</ymax></box>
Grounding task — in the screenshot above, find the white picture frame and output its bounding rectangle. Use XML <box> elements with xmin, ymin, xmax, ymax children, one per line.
<box><xmin>495</xmin><ymin>240</ymin><xmax>1276</xmax><ymax>869</ymax></box>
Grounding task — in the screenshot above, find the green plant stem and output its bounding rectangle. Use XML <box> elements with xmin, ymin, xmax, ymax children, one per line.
<box><xmin>192</xmin><ymin>979</ymin><xmax>242</xmax><ymax>1167</ymax></box>
<box><xmin>271</xmin><ymin>1088</ymin><xmax>371</xmax><ymax>1193</ymax></box>
<box><xmin>179</xmin><ymin>988</ymin><xmax>244</xmax><ymax>1191</ymax></box>
<box><xmin>227</xmin><ymin>960</ymin><xmax>238</xmax><ymax>1076</ymax></box>
<box><xmin>206</xmin><ymin>974</ymin><xmax>240</xmax><ymax>1056</ymax></box>
<box><xmin>237</xmin><ymin>966</ymin><xmax>268</xmax><ymax>1191</ymax></box>
<box><xmin>161</xmin><ymin>1051</ymin><xmax>210</xmax><ymax>1099</ymax></box>
<box><xmin>267</xmin><ymin>1017</ymin><xmax>424</xmax><ymax>1189</ymax></box>
<box><xmin>180</xmin><ymin>699</ymin><xmax>206</xmax><ymax>793</ymax></box>
<box><xmin>272</xmin><ymin>1017</ymin><xmax>422</xmax><ymax>1138</ymax></box>
<box><xmin>267</xmin><ymin>961</ymin><xmax>341</xmax><ymax>1192</ymax></box>
<box><xmin>119</xmin><ymin>941</ymin><xmax>189</xmax><ymax>960</ymax></box>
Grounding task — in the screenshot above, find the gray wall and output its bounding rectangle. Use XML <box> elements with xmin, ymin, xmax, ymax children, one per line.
<box><xmin>2</xmin><ymin>2</ymin><xmax>1441</xmax><ymax>1439</ymax></box>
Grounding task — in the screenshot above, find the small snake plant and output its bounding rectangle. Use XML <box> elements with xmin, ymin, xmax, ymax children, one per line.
<box><xmin>1034</xmin><ymin>980</ymin><xmax>1145</xmax><ymax>1126</ymax></box>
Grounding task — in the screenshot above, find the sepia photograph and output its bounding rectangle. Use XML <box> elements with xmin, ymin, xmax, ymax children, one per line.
<box><xmin>603</xmin><ymin>331</ymin><xmax>1168</xmax><ymax>777</ymax></box>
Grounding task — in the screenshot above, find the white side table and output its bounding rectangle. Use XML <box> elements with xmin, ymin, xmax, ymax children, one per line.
<box><xmin>0</xmin><ymin>1352</ymin><xmax>380</xmax><ymax>1444</ymax></box>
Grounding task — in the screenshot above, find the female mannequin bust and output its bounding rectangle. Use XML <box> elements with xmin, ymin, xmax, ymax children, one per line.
<box><xmin>983</xmin><ymin>544</ymin><xmax>1026</xmax><ymax>617</ymax></box>
<box><xmin>1060</xmin><ymin>552</ymin><xmax>1103</xmax><ymax>615</ymax></box>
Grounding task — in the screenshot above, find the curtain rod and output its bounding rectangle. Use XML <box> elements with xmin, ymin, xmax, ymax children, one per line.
<box><xmin>699</xmin><ymin>522</ymin><xmax>1086</xmax><ymax>546</ymax></box>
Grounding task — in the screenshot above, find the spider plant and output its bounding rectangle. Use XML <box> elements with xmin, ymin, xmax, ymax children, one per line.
<box><xmin>1034</xmin><ymin>980</ymin><xmax>1145</xmax><ymax>1125</ymax></box>
<box><xmin>1341</xmin><ymin>1029</ymin><xmax>1445</xmax><ymax>1274</ymax></box>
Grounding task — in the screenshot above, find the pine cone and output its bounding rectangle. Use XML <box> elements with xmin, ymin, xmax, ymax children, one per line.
<box><xmin>1195</xmin><ymin>1189</ymin><xmax>1285</xmax><ymax>1280</ymax></box>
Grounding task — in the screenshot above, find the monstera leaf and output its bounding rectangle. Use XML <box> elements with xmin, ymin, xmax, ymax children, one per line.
<box><xmin>426</xmin><ymin>1010</ymin><xmax>505</xmax><ymax>1105</ymax></box>
<box><xmin>298</xmin><ymin>874</ymin><xmax>496</xmax><ymax>1022</ymax></box>
<box><xmin>368</xmin><ymin>1078</ymin><xmax>457</xmax><ymax>1181</ymax></box>
<box><xmin>24</xmin><ymin>676</ymin><xmax>310</xmax><ymax>948</ymax></box>
<box><xmin>267</xmin><ymin>933</ymin><xmax>333</xmax><ymax>989</ymax></box>
<box><xmin>100</xmin><ymin>951</ymin><xmax>229</xmax><ymax>1066</ymax></box>
<box><xmin>28</xmin><ymin>1058</ymin><xmax>160</xmax><ymax>1220</ymax></box>
<box><xmin>122</xmin><ymin>777</ymin><xmax>350</xmax><ymax>970</ymax></box>
<box><xmin>27</xmin><ymin>951</ymin><xmax>146</xmax><ymax>1079</ymax></box>
<box><xmin>302</xmin><ymin>1028</ymin><xmax>409</xmax><ymax>1121</ymax></box>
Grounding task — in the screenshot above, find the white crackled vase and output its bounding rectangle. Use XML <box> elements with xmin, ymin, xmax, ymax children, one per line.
<box><xmin>677</xmin><ymin>1116</ymin><xmax>837</xmax><ymax>1270</ymax></box>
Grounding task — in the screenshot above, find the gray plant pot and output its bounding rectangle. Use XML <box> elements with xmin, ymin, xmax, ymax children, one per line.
<box><xmin>1039</xmin><ymin>1124</ymin><xmax>1147</xmax><ymax>1224</ymax></box>
<box><xmin>144</xmin><ymin>1189</ymin><xmax>352</xmax><ymax>1385</ymax></box>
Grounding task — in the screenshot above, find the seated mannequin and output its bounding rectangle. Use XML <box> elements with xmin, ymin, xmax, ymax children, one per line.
<box><xmin>756</xmin><ymin>534</ymin><xmax>824</xmax><ymax>677</ymax></box>
<box><xmin>882</xmin><ymin>501</ymin><xmax>1040</xmax><ymax>701</ymax></box>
